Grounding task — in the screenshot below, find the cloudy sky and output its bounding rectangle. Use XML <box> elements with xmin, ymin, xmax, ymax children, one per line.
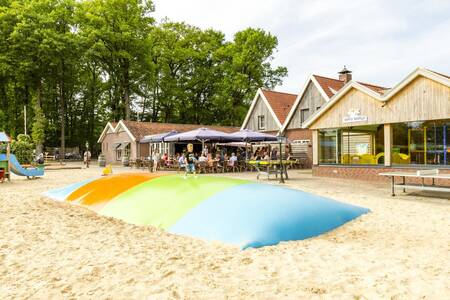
<box><xmin>153</xmin><ymin>0</ymin><xmax>450</xmax><ymax>94</ymax></box>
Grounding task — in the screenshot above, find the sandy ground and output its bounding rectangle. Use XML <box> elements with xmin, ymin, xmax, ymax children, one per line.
<box><xmin>0</xmin><ymin>163</ymin><xmax>449</xmax><ymax>299</ymax></box>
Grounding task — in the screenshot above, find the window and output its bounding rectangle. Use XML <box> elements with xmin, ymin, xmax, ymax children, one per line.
<box><xmin>319</xmin><ymin>125</ymin><xmax>384</xmax><ymax>165</ymax></box>
<box><xmin>392</xmin><ymin>119</ymin><xmax>450</xmax><ymax>165</ymax></box>
<box><xmin>257</xmin><ymin>115</ymin><xmax>265</xmax><ymax>130</ymax></box>
<box><xmin>300</xmin><ymin>109</ymin><xmax>309</xmax><ymax>124</ymax></box>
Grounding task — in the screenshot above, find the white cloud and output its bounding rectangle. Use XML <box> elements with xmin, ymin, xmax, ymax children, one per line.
<box><xmin>152</xmin><ymin>0</ymin><xmax>450</xmax><ymax>93</ymax></box>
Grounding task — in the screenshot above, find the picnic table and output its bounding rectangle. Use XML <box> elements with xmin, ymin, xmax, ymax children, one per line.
<box><xmin>379</xmin><ymin>169</ymin><xmax>450</xmax><ymax>196</ymax></box>
<box><xmin>247</xmin><ymin>160</ymin><xmax>290</xmax><ymax>180</ymax></box>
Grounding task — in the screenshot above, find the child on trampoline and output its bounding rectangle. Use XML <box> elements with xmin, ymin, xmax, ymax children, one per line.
<box><xmin>184</xmin><ymin>144</ymin><xmax>197</xmax><ymax>178</ymax></box>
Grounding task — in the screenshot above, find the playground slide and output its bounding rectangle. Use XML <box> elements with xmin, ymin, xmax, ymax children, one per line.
<box><xmin>0</xmin><ymin>153</ymin><xmax>44</xmax><ymax>177</ymax></box>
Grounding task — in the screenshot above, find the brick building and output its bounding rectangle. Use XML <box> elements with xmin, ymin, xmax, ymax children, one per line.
<box><xmin>98</xmin><ymin>120</ymin><xmax>238</xmax><ymax>164</ymax></box>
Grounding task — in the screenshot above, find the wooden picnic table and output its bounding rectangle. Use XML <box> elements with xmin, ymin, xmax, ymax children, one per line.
<box><xmin>379</xmin><ymin>169</ymin><xmax>450</xmax><ymax>196</ymax></box>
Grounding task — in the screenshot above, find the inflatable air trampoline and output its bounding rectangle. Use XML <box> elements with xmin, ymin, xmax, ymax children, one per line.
<box><xmin>44</xmin><ymin>173</ymin><xmax>369</xmax><ymax>249</ymax></box>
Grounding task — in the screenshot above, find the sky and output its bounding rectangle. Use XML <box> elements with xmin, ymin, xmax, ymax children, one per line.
<box><xmin>152</xmin><ymin>0</ymin><xmax>450</xmax><ymax>94</ymax></box>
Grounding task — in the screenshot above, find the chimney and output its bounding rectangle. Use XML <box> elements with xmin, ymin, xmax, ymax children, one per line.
<box><xmin>338</xmin><ymin>66</ymin><xmax>352</xmax><ymax>83</ymax></box>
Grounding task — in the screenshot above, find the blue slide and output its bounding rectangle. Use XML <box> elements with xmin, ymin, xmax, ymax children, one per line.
<box><xmin>0</xmin><ymin>153</ymin><xmax>44</xmax><ymax>178</ymax></box>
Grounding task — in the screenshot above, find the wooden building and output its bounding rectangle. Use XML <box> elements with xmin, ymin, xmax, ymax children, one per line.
<box><xmin>303</xmin><ymin>67</ymin><xmax>450</xmax><ymax>181</ymax></box>
<box><xmin>241</xmin><ymin>88</ymin><xmax>297</xmax><ymax>134</ymax></box>
<box><xmin>98</xmin><ymin>120</ymin><xmax>238</xmax><ymax>164</ymax></box>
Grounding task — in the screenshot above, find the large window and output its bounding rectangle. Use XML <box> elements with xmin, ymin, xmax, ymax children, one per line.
<box><xmin>319</xmin><ymin>125</ymin><xmax>384</xmax><ymax>165</ymax></box>
<box><xmin>392</xmin><ymin>120</ymin><xmax>450</xmax><ymax>166</ymax></box>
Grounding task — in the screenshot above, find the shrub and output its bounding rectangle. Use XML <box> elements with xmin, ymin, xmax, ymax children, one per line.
<box><xmin>11</xmin><ymin>134</ymin><xmax>34</xmax><ymax>164</ymax></box>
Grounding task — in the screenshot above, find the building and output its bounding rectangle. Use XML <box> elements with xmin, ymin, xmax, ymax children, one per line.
<box><xmin>98</xmin><ymin>120</ymin><xmax>239</xmax><ymax>164</ymax></box>
<box><xmin>303</xmin><ymin>67</ymin><xmax>450</xmax><ymax>181</ymax></box>
<box><xmin>241</xmin><ymin>88</ymin><xmax>297</xmax><ymax>135</ymax></box>
<box><xmin>243</xmin><ymin>68</ymin><xmax>386</xmax><ymax>167</ymax></box>
<box><xmin>281</xmin><ymin>67</ymin><xmax>387</xmax><ymax>167</ymax></box>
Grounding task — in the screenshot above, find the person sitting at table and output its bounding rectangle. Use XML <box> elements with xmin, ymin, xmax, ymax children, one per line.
<box><xmin>271</xmin><ymin>148</ymin><xmax>278</xmax><ymax>160</ymax></box>
<box><xmin>263</xmin><ymin>152</ymin><xmax>270</xmax><ymax>161</ymax></box>
<box><xmin>253</xmin><ymin>147</ymin><xmax>260</xmax><ymax>158</ymax></box>
<box><xmin>199</xmin><ymin>153</ymin><xmax>207</xmax><ymax>162</ymax></box>
<box><xmin>161</xmin><ymin>153</ymin><xmax>169</xmax><ymax>166</ymax></box>
<box><xmin>230</xmin><ymin>152</ymin><xmax>238</xmax><ymax>163</ymax></box>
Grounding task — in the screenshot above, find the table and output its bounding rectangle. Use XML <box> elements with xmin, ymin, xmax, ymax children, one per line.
<box><xmin>247</xmin><ymin>160</ymin><xmax>290</xmax><ymax>180</ymax></box>
<box><xmin>379</xmin><ymin>170</ymin><xmax>450</xmax><ymax>196</ymax></box>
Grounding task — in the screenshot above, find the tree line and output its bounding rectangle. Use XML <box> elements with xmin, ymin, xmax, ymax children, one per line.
<box><xmin>0</xmin><ymin>0</ymin><xmax>287</xmax><ymax>155</ymax></box>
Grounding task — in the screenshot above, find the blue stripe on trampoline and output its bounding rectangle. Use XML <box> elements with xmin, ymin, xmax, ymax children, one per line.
<box><xmin>43</xmin><ymin>178</ymin><xmax>97</xmax><ymax>201</ymax></box>
<box><xmin>169</xmin><ymin>183</ymin><xmax>369</xmax><ymax>249</ymax></box>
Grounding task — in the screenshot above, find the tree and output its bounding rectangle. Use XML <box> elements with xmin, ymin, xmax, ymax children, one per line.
<box><xmin>217</xmin><ymin>28</ymin><xmax>288</xmax><ymax>125</ymax></box>
<box><xmin>78</xmin><ymin>0</ymin><xmax>154</xmax><ymax>121</ymax></box>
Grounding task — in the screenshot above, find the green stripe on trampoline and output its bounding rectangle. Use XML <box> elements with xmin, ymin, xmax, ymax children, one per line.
<box><xmin>99</xmin><ymin>175</ymin><xmax>249</xmax><ymax>228</ymax></box>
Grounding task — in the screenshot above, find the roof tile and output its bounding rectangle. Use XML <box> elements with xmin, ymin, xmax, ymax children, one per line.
<box><xmin>313</xmin><ymin>74</ymin><xmax>389</xmax><ymax>97</ymax></box>
<box><xmin>120</xmin><ymin>121</ymin><xmax>239</xmax><ymax>141</ymax></box>
<box><xmin>261</xmin><ymin>89</ymin><xmax>297</xmax><ymax>124</ymax></box>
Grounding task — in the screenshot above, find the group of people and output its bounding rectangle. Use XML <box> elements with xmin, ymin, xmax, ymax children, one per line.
<box><xmin>251</xmin><ymin>145</ymin><xmax>291</xmax><ymax>161</ymax></box>
<box><xmin>150</xmin><ymin>144</ymin><xmax>292</xmax><ymax>176</ymax></box>
<box><xmin>151</xmin><ymin>146</ymin><xmax>241</xmax><ymax>175</ymax></box>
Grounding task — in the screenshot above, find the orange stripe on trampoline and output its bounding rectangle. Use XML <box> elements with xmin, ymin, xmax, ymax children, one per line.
<box><xmin>66</xmin><ymin>173</ymin><xmax>159</xmax><ymax>210</ymax></box>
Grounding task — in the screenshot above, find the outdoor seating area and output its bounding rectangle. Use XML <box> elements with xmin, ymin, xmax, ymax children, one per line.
<box><xmin>132</xmin><ymin>128</ymin><xmax>302</xmax><ymax>178</ymax></box>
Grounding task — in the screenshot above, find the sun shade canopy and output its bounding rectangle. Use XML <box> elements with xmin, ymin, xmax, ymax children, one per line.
<box><xmin>0</xmin><ymin>132</ymin><xmax>10</xmax><ymax>142</ymax></box>
<box><xmin>141</xmin><ymin>131</ymin><xmax>179</xmax><ymax>143</ymax></box>
<box><xmin>164</xmin><ymin>127</ymin><xmax>234</xmax><ymax>143</ymax></box>
<box><xmin>228</xmin><ymin>129</ymin><xmax>278</xmax><ymax>142</ymax></box>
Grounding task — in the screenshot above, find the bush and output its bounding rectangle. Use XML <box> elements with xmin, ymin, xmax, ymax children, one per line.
<box><xmin>11</xmin><ymin>134</ymin><xmax>34</xmax><ymax>164</ymax></box>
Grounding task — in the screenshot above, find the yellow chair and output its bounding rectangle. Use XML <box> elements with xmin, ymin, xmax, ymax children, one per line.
<box><xmin>393</xmin><ymin>153</ymin><xmax>410</xmax><ymax>164</ymax></box>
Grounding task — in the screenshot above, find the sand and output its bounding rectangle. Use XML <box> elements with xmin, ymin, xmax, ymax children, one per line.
<box><xmin>0</xmin><ymin>164</ymin><xmax>449</xmax><ymax>299</ymax></box>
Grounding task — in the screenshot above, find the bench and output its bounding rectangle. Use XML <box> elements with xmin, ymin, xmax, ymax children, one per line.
<box><xmin>379</xmin><ymin>169</ymin><xmax>450</xmax><ymax>196</ymax></box>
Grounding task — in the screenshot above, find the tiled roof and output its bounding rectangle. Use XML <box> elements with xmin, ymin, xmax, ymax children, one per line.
<box><xmin>313</xmin><ymin>75</ymin><xmax>345</xmax><ymax>98</ymax></box>
<box><xmin>313</xmin><ymin>75</ymin><xmax>389</xmax><ymax>97</ymax></box>
<box><xmin>261</xmin><ymin>89</ymin><xmax>297</xmax><ymax>124</ymax></box>
<box><xmin>120</xmin><ymin>121</ymin><xmax>239</xmax><ymax>141</ymax></box>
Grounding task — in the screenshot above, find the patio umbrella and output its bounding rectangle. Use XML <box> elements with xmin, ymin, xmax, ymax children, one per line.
<box><xmin>141</xmin><ymin>130</ymin><xmax>179</xmax><ymax>143</ymax></box>
<box><xmin>0</xmin><ymin>132</ymin><xmax>11</xmax><ymax>142</ymax></box>
<box><xmin>228</xmin><ymin>129</ymin><xmax>278</xmax><ymax>160</ymax></box>
<box><xmin>141</xmin><ymin>130</ymin><xmax>179</xmax><ymax>160</ymax></box>
<box><xmin>164</xmin><ymin>127</ymin><xmax>234</xmax><ymax>150</ymax></box>
<box><xmin>228</xmin><ymin>129</ymin><xmax>278</xmax><ymax>142</ymax></box>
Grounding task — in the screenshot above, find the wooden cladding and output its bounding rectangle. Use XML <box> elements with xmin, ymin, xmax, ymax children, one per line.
<box><xmin>310</xmin><ymin>76</ymin><xmax>450</xmax><ymax>129</ymax></box>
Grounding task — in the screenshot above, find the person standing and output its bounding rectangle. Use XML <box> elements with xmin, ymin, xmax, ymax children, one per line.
<box><xmin>83</xmin><ymin>149</ymin><xmax>91</xmax><ymax>168</ymax></box>
<box><xmin>152</xmin><ymin>150</ymin><xmax>161</xmax><ymax>172</ymax></box>
<box><xmin>184</xmin><ymin>143</ymin><xmax>197</xmax><ymax>178</ymax></box>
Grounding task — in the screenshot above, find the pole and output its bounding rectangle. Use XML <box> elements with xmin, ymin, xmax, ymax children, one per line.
<box><xmin>149</xmin><ymin>141</ymin><xmax>153</xmax><ymax>172</ymax></box>
<box><xmin>24</xmin><ymin>105</ymin><xmax>27</xmax><ymax>135</ymax></box>
<box><xmin>279</xmin><ymin>139</ymin><xmax>284</xmax><ymax>183</ymax></box>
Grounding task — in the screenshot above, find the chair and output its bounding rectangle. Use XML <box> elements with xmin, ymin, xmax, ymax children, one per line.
<box><xmin>226</xmin><ymin>160</ymin><xmax>239</xmax><ymax>172</ymax></box>
<box><xmin>197</xmin><ymin>161</ymin><xmax>207</xmax><ymax>174</ymax></box>
<box><xmin>215</xmin><ymin>161</ymin><xmax>225</xmax><ymax>173</ymax></box>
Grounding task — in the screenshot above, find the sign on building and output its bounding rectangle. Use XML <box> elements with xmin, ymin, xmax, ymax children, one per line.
<box><xmin>343</xmin><ymin>109</ymin><xmax>368</xmax><ymax>123</ymax></box>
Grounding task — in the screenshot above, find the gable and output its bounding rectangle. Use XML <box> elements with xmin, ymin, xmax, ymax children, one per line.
<box><xmin>310</xmin><ymin>76</ymin><xmax>450</xmax><ymax>129</ymax></box>
<box><xmin>243</xmin><ymin>95</ymin><xmax>280</xmax><ymax>131</ymax></box>
<box><xmin>286</xmin><ymin>81</ymin><xmax>327</xmax><ymax>129</ymax></box>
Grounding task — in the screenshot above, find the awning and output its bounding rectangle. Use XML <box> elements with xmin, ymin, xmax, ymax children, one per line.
<box><xmin>113</xmin><ymin>142</ymin><xmax>122</xmax><ymax>149</ymax></box>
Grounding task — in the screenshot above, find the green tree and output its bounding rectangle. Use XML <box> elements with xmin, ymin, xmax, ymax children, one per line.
<box><xmin>78</xmin><ymin>0</ymin><xmax>154</xmax><ymax>121</ymax></box>
<box><xmin>218</xmin><ymin>28</ymin><xmax>288</xmax><ymax>125</ymax></box>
